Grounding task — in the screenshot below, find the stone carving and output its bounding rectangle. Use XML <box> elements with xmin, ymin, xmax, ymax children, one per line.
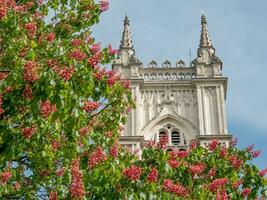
<box><xmin>148</xmin><ymin>60</ymin><xmax>157</xmax><ymax>68</ymax></box>
<box><xmin>176</xmin><ymin>60</ymin><xmax>186</xmax><ymax>67</ymax></box>
<box><xmin>162</xmin><ymin>60</ymin><xmax>171</xmax><ymax>68</ymax></box>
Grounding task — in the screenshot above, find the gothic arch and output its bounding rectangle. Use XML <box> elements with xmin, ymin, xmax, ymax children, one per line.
<box><xmin>141</xmin><ymin>114</ymin><xmax>198</xmax><ymax>142</ymax></box>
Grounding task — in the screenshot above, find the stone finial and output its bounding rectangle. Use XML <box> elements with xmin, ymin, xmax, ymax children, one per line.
<box><xmin>120</xmin><ymin>15</ymin><xmax>133</xmax><ymax>49</ymax></box>
<box><xmin>199</xmin><ymin>15</ymin><xmax>213</xmax><ymax>47</ymax></box>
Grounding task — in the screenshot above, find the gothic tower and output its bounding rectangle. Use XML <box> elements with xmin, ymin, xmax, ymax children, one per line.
<box><xmin>113</xmin><ymin>15</ymin><xmax>232</xmax><ymax>152</ymax></box>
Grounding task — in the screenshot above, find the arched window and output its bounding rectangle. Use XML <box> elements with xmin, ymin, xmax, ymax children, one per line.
<box><xmin>171</xmin><ymin>131</ymin><xmax>180</xmax><ymax>145</ymax></box>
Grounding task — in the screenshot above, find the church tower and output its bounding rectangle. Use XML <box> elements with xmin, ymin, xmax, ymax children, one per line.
<box><xmin>113</xmin><ymin>15</ymin><xmax>232</xmax><ymax>152</ymax></box>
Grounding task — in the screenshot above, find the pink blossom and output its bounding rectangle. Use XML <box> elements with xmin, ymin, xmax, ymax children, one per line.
<box><xmin>216</xmin><ymin>188</ymin><xmax>228</xmax><ymax>200</ymax></box>
<box><xmin>0</xmin><ymin>170</ymin><xmax>12</xmax><ymax>184</ymax></box>
<box><xmin>46</xmin><ymin>32</ymin><xmax>55</xmax><ymax>43</ymax></box>
<box><xmin>220</xmin><ymin>147</ymin><xmax>227</xmax><ymax>158</ymax></box>
<box><xmin>71</xmin><ymin>39</ymin><xmax>83</xmax><ymax>47</ymax></box>
<box><xmin>252</xmin><ymin>150</ymin><xmax>261</xmax><ymax>158</ymax></box>
<box><xmin>209</xmin><ymin>139</ymin><xmax>219</xmax><ymax>151</ymax></box>
<box><xmin>208</xmin><ymin>178</ymin><xmax>229</xmax><ymax>192</ymax></box>
<box><xmin>242</xmin><ymin>188</ymin><xmax>251</xmax><ymax>197</ymax></box>
<box><xmin>49</xmin><ymin>191</ymin><xmax>58</xmax><ymax>200</ymax></box>
<box><xmin>123</xmin><ymin>165</ymin><xmax>142</xmax><ymax>181</ymax></box>
<box><xmin>13</xmin><ymin>182</ymin><xmax>21</xmax><ymax>190</ymax></box>
<box><xmin>99</xmin><ymin>0</ymin><xmax>109</xmax><ymax>12</ymax></box>
<box><xmin>90</xmin><ymin>43</ymin><xmax>101</xmax><ymax>53</ymax></box>
<box><xmin>83</xmin><ymin>101</ymin><xmax>99</xmax><ymax>112</ymax></box>
<box><xmin>108</xmin><ymin>44</ymin><xmax>118</xmax><ymax>55</ymax></box>
<box><xmin>40</xmin><ymin>100</ymin><xmax>57</xmax><ymax>118</ymax></box>
<box><xmin>176</xmin><ymin>150</ymin><xmax>188</xmax><ymax>159</ymax></box>
<box><xmin>25</xmin><ymin>22</ymin><xmax>37</xmax><ymax>39</ymax></box>
<box><xmin>0</xmin><ymin>72</ymin><xmax>8</xmax><ymax>80</ymax></box>
<box><xmin>162</xmin><ymin>179</ymin><xmax>188</xmax><ymax>197</ymax></box>
<box><xmin>109</xmin><ymin>144</ymin><xmax>118</xmax><ymax>158</ymax></box>
<box><xmin>229</xmin><ymin>155</ymin><xmax>243</xmax><ymax>170</ymax></box>
<box><xmin>259</xmin><ymin>168</ymin><xmax>267</xmax><ymax>177</ymax></box>
<box><xmin>88</xmin><ymin>52</ymin><xmax>101</xmax><ymax>68</ymax></box>
<box><xmin>22</xmin><ymin>126</ymin><xmax>36</xmax><ymax>139</ymax></box>
<box><xmin>51</xmin><ymin>139</ymin><xmax>60</xmax><ymax>150</ymax></box>
<box><xmin>147</xmin><ymin>168</ymin><xmax>158</xmax><ymax>183</ymax></box>
<box><xmin>246</xmin><ymin>144</ymin><xmax>254</xmax><ymax>153</ymax></box>
<box><xmin>120</xmin><ymin>80</ymin><xmax>130</xmax><ymax>89</ymax></box>
<box><xmin>188</xmin><ymin>163</ymin><xmax>206</xmax><ymax>175</ymax></box>
<box><xmin>70</xmin><ymin>158</ymin><xmax>85</xmax><ymax>199</ymax></box>
<box><xmin>208</xmin><ymin>167</ymin><xmax>216</xmax><ymax>177</ymax></box>
<box><xmin>88</xmin><ymin>146</ymin><xmax>107</xmax><ymax>168</ymax></box>
<box><xmin>168</xmin><ymin>159</ymin><xmax>180</xmax><ymax>169</ymax></box>
<box><xmin>23</xmin><ymin>85</ymin><xmax>33</xmax><ymax>100</ymax></box>
<box><xmin>0</xmin><ymin>7</ymin><xmax>7</xmax><ymax>20</ymax></box>
<box><xmin>189</xmin><ymin>140</ymin><xmax>197</xmax><ymax>150</ymax></box>
<box><xmin>70</xmin><ymin>49</ymin><xmax>87</xmax><ymax>61</ymax></box>
<box><xmin>23</xmin><ymin>61</ymin><xmax>38</xmax><ymax>82</ymax></box>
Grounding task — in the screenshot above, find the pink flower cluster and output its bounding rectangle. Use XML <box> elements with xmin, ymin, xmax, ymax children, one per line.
<box><xmin>23</xmin><ymin>85</ymin><xmax>33</xmax><ymax>100</ymax></box>
<box><xmin>90</xmin><ymin>43</ymin><xmax>101</xmax><ymax>53</ymax></box>
<box><xmin>259</xmin><ymin>168</ymin><xmax>267</xmax><ymax>177</ymax></box>
<box><xmin>123</xmin><ymin>165</ymin><xmax>142</xmax><ymax>181</ymax></box>
<box><xmin>22</xmin><ymin>126</ymin><xmax>36</xmax><ymax>139</ymax></box>
<box><xmin>108</xmin><ymin>44</ymin><xmax>118</xmax><ymax>55</ymax></box>
<box><xmin>0</xmin><ymin>0</ymin><xmax>16</xmax><ymax>20</ymax></box>
<box><xmin>13</xmin><ymin>182</ymin><xmax>21</xmax><ymax>190</ymax></box>
<box><xmin>0</xmin><ymin>170</ymin><xmax>12</xmax><ymax>184</ymax></box>
<box><xmin>168</xmin><ymin>159</ymin><xmax>180</xmax><ymax>169</ymax></box>
<box><xmin>49</xmin><ymin>191</ymin><xmax>58</xmax><ymax>200</ymax></box>
<box><xmin>99</xmin><ymin>0</ymin><xmax>109</xmax><ymax>12</ymax></box>
<box><xmin>70</xmin><ymin>49</ymin><xmax>87</xmax><ymax>61</ymax></box>
<box><xmin>71</xmin><ymin>39</ymin><xmax>83</xmax><ymax>47</ymax></box>
<box><xmin>120</xmin><ymin>80</ymin><xmax>130</xmax><ymax>89</ymax></box>
<box><xmin>188</xmin><ymin>163</ymin><xmax>206</xmax><ymax>175</ymax></box>
<box><xmin>0</xmin><ymin>72</ymin><xmax>8</xmax><ymax>80</ymax></box>
<box><xmin>83</xmin><ymin>101</ymin><xmax>99</xmax><ymax>112</ymax></box>
<box><xmin>220</xmin><ymin>147</ymin><xmax>227</xmax><ymax>158</ymax></box>
<box><xmin>88</xmin><ymin>52</ymin><xmax>101</xmax><ymax>68</ymax></box>
<box><xmin>242</xmin><ymin>188</ymin><xmax>251</xmax><ymax>197</ymax></box>
<box><xmin>162</xmin><ymin>179</ymin><xmax>188</xmax><ymax>197</ymax></box>
<box><xmin>51</xmin><ymin>139</ymin><xmax>60</xmax><ymax>150</ymax></box>
<box><xmin>208</xmin><ymin>167</ymin><xmax>216</xmax><ymax>177</ymax></box>
<box><xmin>56</xmin><ymin>167</ymin><xmax>65</xmax><ymax>177</ymax></box>
<box><xmin>25</xmin><ymin>22</ymin><xmax>37</xmax><ymax>39</ymax></box>
<box><xmin>70</xmin><ymin>158</ymin><xmax>85</xmax><ymax>199</ymax></box>
<box><xmin>40</xmin><ymin>100</ymin><xmax>57</xmax><ymax>118</ymax></box>
<box><xmin>46</xmin><ymin>32</ymin><xmax>55</xmax><ymax>43</ymax></box>
<box><xmin>209</xmin><ymin>139</ymin><xmax>219</xmax><ymax>151</ymax></box>
<box><xmin>109</xmin><ymin>144</ymin><xmax>118</xmax><ymax>158</ymax></box>
<box><xmin>147</xmin><ymin>168</ymin><xmax>158</xmax><ymax>183</ymax></box>
<box><xmin>229</xmin><ymin>155</ymin><xmax>243</xmax><ymax>170</ymax></box>
<box><xmin>216</xmin><ymin>188</ymin><xmax>228</xmax><ymax>200</ymax></box>
<box><xmin>23</xmin><ymin>61</ymin><xmax>38</xmax><ymax>82</ymax></box>
<box><xmin>208</xmin><ymin>178</ymin><xmax>229</xmax><ymax>192</ymax></box>
<box><xmin>51</xmin><ymin>65</ymin><xmax>75</xmax><ymax>81</ymax></box>
<box><xmin>88</xmin><ymin>146</ymin><xmax>107</xmax><ymax>168</ymax></box>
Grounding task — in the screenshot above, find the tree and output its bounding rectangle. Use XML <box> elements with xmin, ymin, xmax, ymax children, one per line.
<box><xmin>0</xmin><ymin>0</ymin><xmax>266</xmax><ymax>199</ymax></box>
<box><xmin>0</xmin><ymin>0</ymin><xmax>134</xmax><ymax>199</ymax></box>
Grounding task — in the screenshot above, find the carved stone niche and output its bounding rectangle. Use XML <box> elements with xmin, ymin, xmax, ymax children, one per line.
<box><xmin>162</xmin><ymin>60</ymin><xmax>171</xmax><ymax>68</ymax></box>
<box><xmin>176</xmin><ymin>60</ymin><xmax>185</xmax><ymax>67</ymax></box>
<box><xmin>148</xmin><ymin>60</ymin><xmax>157</xmax><ymax>68</ymax></box>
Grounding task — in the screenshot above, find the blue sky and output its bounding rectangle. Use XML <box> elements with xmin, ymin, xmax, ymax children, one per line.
<box><xmin>93</xmin><ymin>0</ymin><xmax>267</xmax><ymax>168</ymax></box>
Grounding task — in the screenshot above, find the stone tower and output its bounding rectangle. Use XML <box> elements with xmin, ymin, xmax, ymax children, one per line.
<box><xmin>113</xmin><ymin>15</ymin><xmax>232</xmax><ymax>152</ymax></box>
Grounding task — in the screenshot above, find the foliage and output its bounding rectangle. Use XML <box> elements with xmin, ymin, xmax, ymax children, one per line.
<box><xmin>0</xmin><ymin>0</ymin><xmax>266</xmax><ymax>199</ymax></box>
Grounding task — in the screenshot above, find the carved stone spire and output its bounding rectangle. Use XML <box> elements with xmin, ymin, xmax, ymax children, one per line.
<box><xmin>120</xmin><ymin>15</ymin><xmax>133</xmax><ymax>49</ymax></box>
<box><xmin>199</xmin><ymin>15</ymin><xmax>213</xmax><ymax>48</ymax></box>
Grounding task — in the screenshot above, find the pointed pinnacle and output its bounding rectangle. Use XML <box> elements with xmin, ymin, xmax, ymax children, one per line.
<box><xmin>200</xmin><ymin>15</ymin><xmax>212</xmax><ymax>47</ymax></box>
<box><xmin>120</xmin><ymin>15</ymin><xmax>133</xmax><ymax>49</ymax></box>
